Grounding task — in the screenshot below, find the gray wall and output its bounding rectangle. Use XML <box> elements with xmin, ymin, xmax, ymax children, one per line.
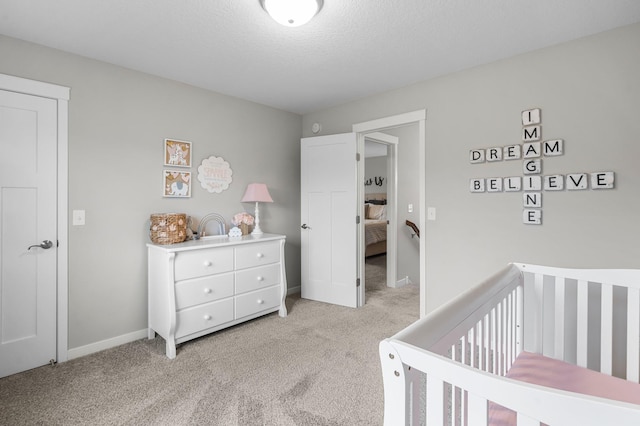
<box><xmin>303</xmin><ymin>23</ymin><xmax>640</xmax><ymax>313</ymax></box>
<box><xmin>0</xmin><ymin>35</ymin><xmax>302</xmax><ymax>350</ymax></box>
<box><xmin>385</xmin><ymin>125</ymin><xmax>421</xmax><ymax>286</ymax></box>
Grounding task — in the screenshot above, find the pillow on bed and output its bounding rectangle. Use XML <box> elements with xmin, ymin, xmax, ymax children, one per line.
<box><xmin>367</xmin><ymin>204</ymin><xmax>386</xmax><ymax>220</ymax></box>
<box><xmin>364</xmin><ymin>203</ymin><xmax>370</xmax><ymax>219</ymax></box>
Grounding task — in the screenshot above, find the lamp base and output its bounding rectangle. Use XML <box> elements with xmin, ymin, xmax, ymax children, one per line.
<box><xmin>252</xmin><ymin>202</ymin><xmax>264</xmax><ymax>235</ymax></box>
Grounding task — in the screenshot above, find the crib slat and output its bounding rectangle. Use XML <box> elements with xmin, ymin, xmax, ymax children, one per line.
<box><xmin>497</xmin><ymin>302</ymin><xmax>503</xmax><ymax>376</ymax></box>
<box><xmin>507</xmin><ymin>292</ymin><xmax>513</xmax><ymax>368</ymax></box>
<box><xmin>426</xmin><ymin>376</ymin><xmax>444</xmax><ymax>425</ymax></box>
<box><xmin>601</xmin><ymin>283</ymin><xmax>613</xmax><ymax>375</ymax></box>
<box><xmin>467</xmin><ymin>393</ymin><xmax>488</xmax><ymax>426</ymax></box>
<box><xmin>491</xmin><ymin>307</ymin><xmax>498</xmax><ymax>374</ymax></box>
<box><xmin>517</xmin><ymin>412</ymin><xmax>539</xmax><ymax>426</ymax></box>
<box><xmin>483</xmin><ymin>314</ymin><xmax>489</xmax><ymax>371</ymax></box>
<box><xmin>480</xmin><ymin>322</ymin><xmax>484</xmax><ymax>370</ymax></box>
<box><xmin>533</xmin><ymin>273</ymin><xmax>544</xmax><ymax>354</ymax></box>
<box><xmin>554</xmin><ymin>276</ymin><xmax>565</xmax><ymax>360</ymax></box>
<box><xmin>516</xmin><ymin>284</ymin><xmax>523</xmax><ymax>357</ymax></box>
<box><xmin>576</xmin><ymin>279</ymin><xmax>589</xmax><ymax>368</ymax></box>
<box><xmin>470</xmin><ymin>327</ymin><xmax>476</xmax><ymax>368</ymax></box>
<box><xmin>628</xmin><ymin>287</ymin><xmax>640</xmax><ymax>382</ymax></box>
<box><xmin>499</xmin><ymin>300</ymin><xmax>505</xmax><ymax>374</ymax></box>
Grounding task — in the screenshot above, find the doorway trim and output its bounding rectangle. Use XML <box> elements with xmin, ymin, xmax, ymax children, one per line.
<box><xmin>0</xmin><ymin>73</ymin><xmax>70</xmax><ymax>362</ymax></box>
<box><xmin>362</xmin><ymin>132</ymin><xmax>398</xmax><ymax>300</ymax></box>
<box><xmin>353</xmin><ymin>109</ymin><xmax>427</xmax><ymax>316</ymax></box>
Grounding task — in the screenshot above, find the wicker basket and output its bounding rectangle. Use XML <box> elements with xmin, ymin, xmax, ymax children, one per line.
<box><xmin>150</xmin><ymin>213</ymin><xmax>187</xmax><ymax>244</ymax></box>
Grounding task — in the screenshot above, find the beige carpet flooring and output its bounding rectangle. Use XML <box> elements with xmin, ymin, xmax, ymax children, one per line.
<box><xmin>0</xmin><ymin>255</ymin><xmax>419</xmax><ymax>425</ymax></box>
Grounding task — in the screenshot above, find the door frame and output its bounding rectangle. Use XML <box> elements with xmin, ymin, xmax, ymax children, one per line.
<box><xmin>360</xmin><ymin>132</ymin><xmax>398</xmax><ymax>304</ymax></box>
<box><xmin>0</xmin><ymin>73</ymin><xmax>70</xmax><ymax>362</ymax></box>
<box><xmin>353</xmin><ymin>110</ymin><xmax>427</xmax><ymax>317</ymax></box>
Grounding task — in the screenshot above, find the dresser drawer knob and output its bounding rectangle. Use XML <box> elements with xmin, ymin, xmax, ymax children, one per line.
<box><xmin>257</xmin><ymin>299</ymin><xmax>264</xmax><ymax>305</ymax></box>
<box><xmin>204</xmin><ymin>314</ymin><xmax>212</xmax><ymax>320</ymax></box>
<box><xmin>257</xmin><ymin>276</ymin><xmax>264</xmax><ymax>281</ymax></box>
<box><xmin>203</xmin><ymin>260</ymin><xmax>212</xmax><ymax>267</ymax></box>
<box><xmin>204</xmin><ymin>288</ymin><xmax>212</xmax><ymax>294</ymax></box>
<box><xmin>256</xmin><ymin>253</ymin><xmax>264</xmax><ymax>258</ymax></box>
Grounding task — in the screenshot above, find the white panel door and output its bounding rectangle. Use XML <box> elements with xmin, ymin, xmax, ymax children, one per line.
<box><xmin>301</xmin><ymin>133</ymin><xmax>358</xmax><ymax>308</ymax></box>
<box><xmin>0</xmin><ymin>89</ymin><xmax>57</xmax><ymax>378</ymax></box>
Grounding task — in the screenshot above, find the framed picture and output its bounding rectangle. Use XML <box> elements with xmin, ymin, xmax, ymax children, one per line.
<box><xmin>163</xmin><ymin>170</ymin><xmax>191</xmax><ymax>198</ymax></box>
<box><xmin>164</xmin><ymin>139</ymin><xmax>192</xmax><ymax>167</ymax></box>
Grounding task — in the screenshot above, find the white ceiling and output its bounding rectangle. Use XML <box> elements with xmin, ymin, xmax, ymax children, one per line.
<box><xmin>1</xmin><ymin>0</ymin><xmax>640</xmax><ymax>114</ymax></box>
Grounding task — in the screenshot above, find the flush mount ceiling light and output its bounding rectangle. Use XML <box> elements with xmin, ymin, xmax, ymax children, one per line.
<box><xmin>260</xmin><ymin>0</ymin><xmax>323</xmax><ymax>27</ymax></box>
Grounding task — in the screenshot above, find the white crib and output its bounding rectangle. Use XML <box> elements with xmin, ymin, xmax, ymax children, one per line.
<box><xmin>379</xmin><ymin>263</ymin><xmax>640</xmax><ymax>425</ymax></box>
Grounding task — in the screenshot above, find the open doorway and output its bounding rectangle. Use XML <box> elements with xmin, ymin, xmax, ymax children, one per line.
<box><xmin>362</xmin><ymin>134</ymin><xmax>395</xmax><ymax>301</ymax></box>
<box><xmin>354</xmin><ymin>110</ymin><xmax>426</xmax><ymax>315</ymax></box>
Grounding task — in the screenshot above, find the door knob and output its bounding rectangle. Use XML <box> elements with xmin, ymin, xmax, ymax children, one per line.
<box><xmin>28</xmin><ymin>240</ymin><xmax>53</xmax><ymax>250</ymax></box>
<box><xmin>301</xmin><ymin>224</ymin><xmax>311</xmax><ymax>230</ymax></box>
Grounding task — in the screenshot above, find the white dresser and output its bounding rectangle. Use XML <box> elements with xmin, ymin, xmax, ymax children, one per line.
<box><xmin>147</xmin><ymin>233</ymin><xmax>287</xmax><ymax>358</ymax></box>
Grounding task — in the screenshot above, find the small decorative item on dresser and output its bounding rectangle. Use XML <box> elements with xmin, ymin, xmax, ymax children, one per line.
<box><xmin>228</xmin><ymin>226</ymin><xmax>242</xmax><ymax>238</ymax></box>
<box><xmin>232</xmin><ymin>212</ymin><xmax>254</xmax><ymax>235</ymax></box>
<box><xmin>150</xmin><ymin>213</ymin><xmax>188</xmax><ymax>244</ymax></box>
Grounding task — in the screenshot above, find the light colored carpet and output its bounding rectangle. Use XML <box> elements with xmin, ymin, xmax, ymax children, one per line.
<box><xmin>0</xmin><ymin>255</ymin><xmax>419</xmax><ymax>425</ymax></box>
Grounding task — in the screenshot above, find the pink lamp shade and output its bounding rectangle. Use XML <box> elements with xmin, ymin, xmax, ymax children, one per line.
<box><xmin>241</xmin><ymin>183</ymin><xmax>273</xmax><ymax>203</ymax></box>
<box><xmin>241</xmin><ymin>183</ymin><xmax>273</xmax><ymax>235</ymax></box>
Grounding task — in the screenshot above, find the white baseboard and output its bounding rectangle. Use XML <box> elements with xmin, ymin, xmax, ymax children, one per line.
<box><xmin>69</xmin><ymin>288</ymin><xmax>303</xmax><ymax>360</ymax></box>
<box><xmin>395</xmin><ymin>276</ymin><xmax>411</xmax><ymax>288</ymax></box>
<box><xmin>67</xmin><ymin>329</ymin><xmax>148</xmax><ymax>360</ymax></box>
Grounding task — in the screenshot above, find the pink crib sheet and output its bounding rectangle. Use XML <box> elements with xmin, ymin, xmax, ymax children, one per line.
<box><xmin>487</xmin><ymin>351</ymin><xmax>640</xmax><ymax>425</ymax></box>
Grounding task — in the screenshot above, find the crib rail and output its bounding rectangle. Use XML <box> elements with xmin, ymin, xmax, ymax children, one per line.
<box><xmin>516</xmin><ymin>263</ymin><xmax>640</xmax><ymax>382</ymax></box>
<box><xmin>380</xmin><ymin>263</ymin><xmax>640</xmax><ymax>425</ymax></box>
<box><xmin>380</xmin><ymin>340</ymin><xmax>640</xmax><ymax>425</ymax></box>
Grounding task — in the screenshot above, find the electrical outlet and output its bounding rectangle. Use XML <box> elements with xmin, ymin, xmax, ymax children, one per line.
<box><xmin>73</xmin><ymin>210</ymin><xmax>85</xmax><ymax>226</ymax></box>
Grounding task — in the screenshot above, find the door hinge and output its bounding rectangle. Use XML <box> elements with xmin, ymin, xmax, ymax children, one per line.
<box><xmin>356</xmin><ymin>215</ymin><xmax>360</xmax><ymax>224</ymax></box>
<box><xmin>356</xmin><ymin>278</ymin><xmax>361</xmax><ymax>287</ymax></box>
<box><xmin>356</xmin><ymin>153</ymin><xmax>360</xmax><ymax>161</ymax></box>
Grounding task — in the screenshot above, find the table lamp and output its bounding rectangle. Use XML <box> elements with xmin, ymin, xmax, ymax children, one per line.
<box><xmin>241</xmin><ymin>183</ymin><xmax>273</xmax><ymax>235</ymax></box>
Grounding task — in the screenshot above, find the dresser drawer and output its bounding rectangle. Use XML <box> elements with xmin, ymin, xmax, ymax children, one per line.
<box><xmin>175</xmin><ymin>298</ymin><xmax>234</xmax><ymax>339</ymax></box>
<box><xmin>174</xmin><ymin>247</ymin><xmax>234</xmax><ymax>281</ymax></box>
<box><xmin>175</xmin><ymin>272</ymin><xmax>234</xmax><ymax>310</ymax></box>
<box><xmin>235</xmin><ymin>241</ymin><xmax>280</xmax><ymax>270</ymax></box>
<box><xmin>235</xmin><ymin>286</ymin><xmax>281</xmax><ymax>319</ymax></box>
<box><xmin>235</xmin><ymin>263</ymin><xmax>280</xmax><ymax>294</ymax></box>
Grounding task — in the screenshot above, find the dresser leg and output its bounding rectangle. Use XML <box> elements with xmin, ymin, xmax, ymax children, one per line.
<box><xmin>166</xmin><ymin>337</ymin><xmax>176</xmax><ymax>359</ymax></box>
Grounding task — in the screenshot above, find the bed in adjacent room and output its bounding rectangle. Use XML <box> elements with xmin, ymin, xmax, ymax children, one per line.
<box><xmin>364</xmin><ymin>193</ymin><xmax>387</xmax><ymax>257</ymax></box>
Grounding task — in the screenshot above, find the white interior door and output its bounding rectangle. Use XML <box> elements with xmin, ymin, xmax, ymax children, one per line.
<box><xmin>301</xmin><ymin>133</ymin><xmax>359</xmax><ymax>308</ymax></box>
<box><xmin>0</xmin><ymin>89</ymin><xmax>58</xmax><ymax>378</ymax></box>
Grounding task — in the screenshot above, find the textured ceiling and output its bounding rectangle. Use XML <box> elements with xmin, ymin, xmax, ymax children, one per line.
<box><xmin>1</xmin><ymin>0</ymin><xmax>640</xmax><ymax>114</ymax></box>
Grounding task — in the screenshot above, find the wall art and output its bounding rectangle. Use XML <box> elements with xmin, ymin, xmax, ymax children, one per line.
<box><xmin>198</xmin><ymin>156</ymin><xmax>233</xmax><ymax>193</ymax></box>
<box><xmin>163</xmin><ymin>170</ymin><xmax>191</xmax><ymax>198</ymax></box>
<box><xmin>469</xmin><ymin>108</ymin><xmax>615</xmax><ymax>225</ymax></box>
<box><xmin>164</xmin><ymin>139</ymin><xmax>192</xmax><ymax>168</ymax></box>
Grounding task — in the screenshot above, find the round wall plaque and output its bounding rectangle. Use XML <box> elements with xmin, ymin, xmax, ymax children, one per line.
<box><xmin>197</xmin><ymin>156</ymin><xmax>233</xmax><ymax>193</ymax></box>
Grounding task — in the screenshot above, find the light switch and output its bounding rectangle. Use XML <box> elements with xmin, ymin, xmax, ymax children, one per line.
<box><xmin>427</xmin><ymin>207</ymin><xmax>436</xmax><ymax>221</ymax></box>
<box><xmin>407</xmin><ymin>204</ymin><xmax>413</xmax><ymax>213</ymax></box>
<box><xmin>73</xmin><ymin>210</ymin><xmax>85</xmax><ymax>226</ymax></box>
